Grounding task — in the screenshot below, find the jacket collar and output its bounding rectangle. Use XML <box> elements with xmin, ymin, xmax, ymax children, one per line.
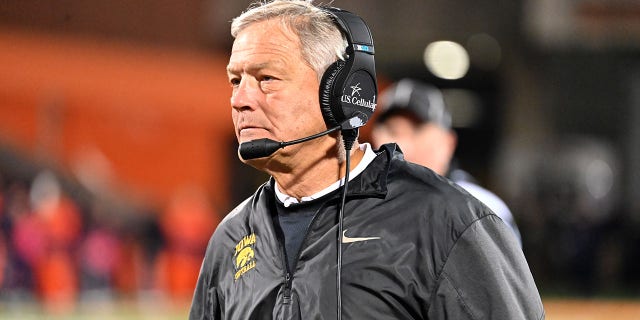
<box><xmin>263</xmin><ymin>143</ymin><xmax>400</xmax><ymax>200</ymax></box>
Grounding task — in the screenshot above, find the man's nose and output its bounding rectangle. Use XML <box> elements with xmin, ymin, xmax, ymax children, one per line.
<box><xmin>231</xmin><ymin>78</ymin><xmax>259</xmax><ymax>111</ymax></box>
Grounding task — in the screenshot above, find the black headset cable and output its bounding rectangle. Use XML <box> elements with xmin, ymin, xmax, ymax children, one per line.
<box><xmin>337</xmin><ymin>128</ymin><xmax>357</xmax><ymax>320</ymax></box>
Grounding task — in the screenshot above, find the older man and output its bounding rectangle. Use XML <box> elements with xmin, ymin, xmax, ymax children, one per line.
<box><xmin>190</xmin><ymin>1</ymin><xmax>544</xmax><ymax>319</ymax></box>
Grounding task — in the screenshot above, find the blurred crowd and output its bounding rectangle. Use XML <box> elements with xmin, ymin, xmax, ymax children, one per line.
<box><xmin>1</xmin><ymin>132</ymin><xmax>640</xmax><ymax>314</ymax></box>
<box><xmin>0</xmin><ymin>166</ymin><xmax>219</xmax><ymax>313</ymax></box>
<box><xmin>496</xmin><ymin>135</ymin><xmax>640</xmax><ymax>297</ymax></box>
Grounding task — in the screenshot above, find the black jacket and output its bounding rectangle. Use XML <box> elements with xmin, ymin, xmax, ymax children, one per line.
<box><xmin>190</xmin><ymin>144</ymin><xmax>545</xmax><ymax>319</ymax></box>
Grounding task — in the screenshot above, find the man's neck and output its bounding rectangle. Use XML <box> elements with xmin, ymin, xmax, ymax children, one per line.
<box><xmin>272</xmin><ymin>141</ymin><xmax>364</xmax><ymax>201</ymax></box>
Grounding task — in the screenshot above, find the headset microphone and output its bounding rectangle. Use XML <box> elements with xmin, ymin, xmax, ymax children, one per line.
<box><xmin>238</xmin><ymin>112</ymin><xmax>368</xmax><ymax>160</ymax></box>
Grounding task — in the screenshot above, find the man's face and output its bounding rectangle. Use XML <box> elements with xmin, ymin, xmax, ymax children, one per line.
<box><xmin>372</xmin><ymin>114</ymin><xmax>456</xmax><ymax>175</ymax></box>
<box><xmin>227</xmin><ymin>19</ymin><xmax>326</xmax><ymax>164</ymax></box>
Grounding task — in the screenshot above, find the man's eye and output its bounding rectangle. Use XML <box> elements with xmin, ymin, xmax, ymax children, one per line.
<box><xmin>229</xmin><ymin>78</ymin><xmax>240</xmax><ymax>87</ymax></box>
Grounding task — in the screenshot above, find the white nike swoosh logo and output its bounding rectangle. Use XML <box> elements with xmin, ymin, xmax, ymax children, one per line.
<box><xmin>342</xmin><ymin>229</ymin><xmax>381</xmax><ymax>244</ymax></box>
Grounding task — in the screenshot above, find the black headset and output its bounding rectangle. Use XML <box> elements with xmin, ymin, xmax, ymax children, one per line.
<box><xmin>319</xmin><ymin>7</ymin><xmax>377</xmax><ymax>129</ymax></box>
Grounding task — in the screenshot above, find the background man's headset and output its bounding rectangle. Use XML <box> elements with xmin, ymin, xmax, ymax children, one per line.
<box><xmin>238</xmin><ymin>6</ymin><xmax>377</xmax><ymax>319</ymax></box>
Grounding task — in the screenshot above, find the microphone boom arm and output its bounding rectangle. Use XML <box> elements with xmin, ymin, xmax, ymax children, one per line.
<box><xmin>281</xmin><ymin>125</ymin><xmax>341</xmax><ymax>147</ymax></box>
<box><xmin>238</xmin><ymin>112</ymin><xmax>368</xmax><ymax>160</ymax></box>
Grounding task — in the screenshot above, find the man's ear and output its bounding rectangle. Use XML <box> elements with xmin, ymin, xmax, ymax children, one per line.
<box><xmin>371</xmin><ymin>124</ymin><xmax>398</xmax><ymax>149</ymax></box>
<box><xmin>444</xmin><ymin>129</ymin><xmax>458</xmax><ymax>159</ymax></box>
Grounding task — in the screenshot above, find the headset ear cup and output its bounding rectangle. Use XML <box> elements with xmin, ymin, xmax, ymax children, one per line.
<box><xmin>319</xmin><ymin>60</ymin><xmax>346</xmax><ymax>128</ymax></box>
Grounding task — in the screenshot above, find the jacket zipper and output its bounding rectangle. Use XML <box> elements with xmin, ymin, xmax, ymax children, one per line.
<box><xmin>283</xmin><ymin>272</ymin><xmax>292</xmax><ymax>305</ymax></box>
<box><xmin>279</xmin><ymin>202</ymin><xmax>331</xmax><ymax>306</ymax></box>
<box><xmin>279</xmin><ymin>224</ymin><xmax>293</xmax><ymax>305</ymax></box>
<box><xmin>279</xmin><ymin>234</ymin><xmax>292</xmax><ymax>305</ymax></box>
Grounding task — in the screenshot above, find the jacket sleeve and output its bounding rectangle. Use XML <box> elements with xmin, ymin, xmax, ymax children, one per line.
<box><xmin>428</xmin><ymin>214</ymin><xmax>545</xmax><ymax>320</ymax></box>
<box><xmin>189</xmin><ymin>240</ymin><xmax>222</xmax><ymax>320</ymax></box>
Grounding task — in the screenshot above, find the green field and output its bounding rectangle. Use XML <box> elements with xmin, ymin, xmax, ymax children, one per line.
<box><xmin>3</xmin><ymin>298</ymin><xmax>640</xmax><ymax>319</ymax></box>
<box><xmin>0</xmin><ymin>300</ymin><xmax>189</xmax><ymax>320</ymax></box>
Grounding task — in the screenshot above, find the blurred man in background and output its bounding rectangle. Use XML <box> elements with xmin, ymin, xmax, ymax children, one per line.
<box><xmin>372</xmin><ymin>78</ymin><xmax>522</xmax><ymax>245</ymax></box>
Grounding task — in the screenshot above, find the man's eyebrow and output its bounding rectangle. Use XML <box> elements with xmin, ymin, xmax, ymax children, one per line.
<box><xmin>226</xmin><ymin>64</ymin><xmax>239</xmax><ymax>74</ymax></box>
<box><xmin>247</xmin><ymin>62</ymin><xmax>271</xmax><ymax>72</ymax></box>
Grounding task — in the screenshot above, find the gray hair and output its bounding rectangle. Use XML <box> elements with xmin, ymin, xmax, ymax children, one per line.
<box><xmin>231</xmin><ymin>0</ymin><xmax>347</xmax><ymax>80</ymax></box>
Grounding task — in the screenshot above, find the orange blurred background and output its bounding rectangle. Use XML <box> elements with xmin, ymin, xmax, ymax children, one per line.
<box><xmin>0</xmin><ymin>28</ymin><xmax>233</xmax><ymax>209</ymax></box>
<box><xmin>0</xmin><ymin>28</ymin><xmax>234</xmax><ymax>312</ymax></box>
